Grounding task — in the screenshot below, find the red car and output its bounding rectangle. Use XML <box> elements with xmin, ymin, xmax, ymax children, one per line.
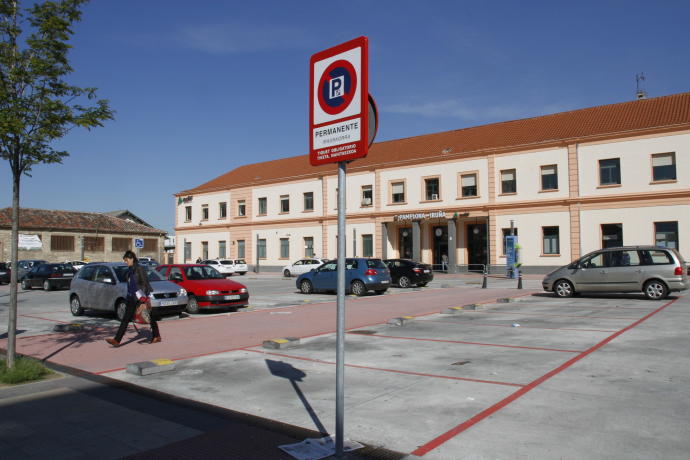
<box><xmin>156</xmin><ymin>264</ymin><xmax>249</xmax><ymax>314</ymax></box>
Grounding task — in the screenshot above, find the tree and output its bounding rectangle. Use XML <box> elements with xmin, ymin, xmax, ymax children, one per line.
<box><xmin>0</xmin><ymin>0</ymin><xmax>113</xmax><ymax>368</ymax></box>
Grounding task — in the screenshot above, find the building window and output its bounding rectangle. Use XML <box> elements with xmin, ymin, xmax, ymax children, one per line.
<box><xmin>362</xmin><ymin>234</ymin><xmax>373</xmax><ymax>257</ymax></box>
<box><xmin>391</xmin><ymin>181</ymin><xmax>405</xmax><ymax>203</ymax></box>
<box><xmin>541</xmin><ymin>165</ymin><xmax>558</xmax><ymax>191</ymax></box>
<box><xmin>237</xmin><ymin>240</ymin><xmax>245</xmax><ymax>258</ymax></box>
<box><xmin>143</xmin><ymin>238</ymin><xmax>158</xmax><ymax>251</ymax></box>
<box><xmin>51</xmin><ymin>235</ymin><xmax>74</xmax><ymax>251</ymax></box>
<box><xmin>280</xmin><ymin>238</ymin><xmax>289</xmax><ymax>259</ymax></box>
<box><xmin>112</xmin><ymin>237</ymin><xmax>130</xmax><ymax>252</ymax></box>
<box><xmin>501</xmin><ymin>228</ymin><xmax>518</xmax><ymax>255</ymax></box>
<box><xmin>219</xmin><ymin>240</ymin><xmax>226</xmax><ymax>259</ymax></box>
<box><xmin>201</xmin><ymin>205</ymin><xmax>209</xmax><ymax>221</ymax></box>
<box><xmin>500</xmin><ymin>169</ymin><xmax>516</xmax><ymax>194</ymax></box>
<box><xmin>460</xmin><ymin>173</ymin><xmax>477</xmax><ymax>197</ymax></box>
<box><xmin>601</xmin><ymin>223</ymin><xmax>623</xmax><ymax>248</ymax></box>
<box><xmin>258</xmin><ymin>197</ymin><xmax>267</xmax><ymax>215</ymax></box>
<box><xmin>361</xmin><ymin>185</ymin><xmax>373</xmax><ymax>207</ymax></box>
<box><xmin>201</xmin><ymin>241</ymin><xmax>208</xmax><ymax>259</ymax></box>
<box><xmin>83</xmin><ymin>236</ymin><xmax>104</xmax><ymax>252</ymax></box>
<box><xmin>219</xmin><ymin>202</ymin><xmax>227</xmax><ymax>219</ymax></box>
<box><xmin>304</xmin><ymin>237</ymin><xmax>314</xmax><ymax>257</ymax></box>
<box><xmin>238</xmin><ymin>200</ymin><xmax>246</xmax><ymax>217</ymax></box>
<box><xmin>542</xmin><ymin>227</ymin><xmax>560</xmax><ymax>254</ymax></box>
<box><xmin>280</xmin><ymin>195</ymin><xmax>290</xmax><ymax>213</ymax></box>
<box><xmin>303</xmin><ymin>192</ymin><xmax>314</xmax><ymax>211</ymax></box>
<box><xmin>655</xmin><ymin>221</ymin><xmax>678</xmax><ymax>249</ymax></box>
<box><xmin>184</xmin><ymin>241</ymin><xmax>191</xmax><ymax>261</ymax></box>
<box><xmin>185</xmin><ymin>206</ymin><xmax>192</xmax><ymax>222</ymax></box>
<box><xmin>599</xmin><ymin>158</ymin><xmax>621</xmax><ymax>185</ymax></box>
<box><xmin>652</xmin><ymin>152</ymin><xmax>676</xmax><ymax>181</ymax></box>
<box><xmin>424</xmin><ymin>177</ymin><xmax>440</xmax><ymax>201</ymax></box>
<box><xmin>257</xmin><ymin>239</ymin><xmax>266</xmax><ymax>259</ymax></box>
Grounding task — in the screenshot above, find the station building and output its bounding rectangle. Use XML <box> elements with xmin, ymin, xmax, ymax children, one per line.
<box><xmin>174</xmin><ymin>92</ymin><xmax>690</xmax><ymax>273</ymax></box>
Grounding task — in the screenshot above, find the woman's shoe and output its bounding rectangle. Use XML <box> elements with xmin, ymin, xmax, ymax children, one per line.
<box><xmin>105</xmin><ymin>338</ymin><xmax>120</xmax><ymax>347</ymax></box>
<box><xmin>149</xmin><ymin>336</ymin><xmax>162</xmax><ymax>344</ymax></box>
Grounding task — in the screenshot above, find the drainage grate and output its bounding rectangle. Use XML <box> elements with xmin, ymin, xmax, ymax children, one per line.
<box><xmin>349</xmin><ymin>330</ymin><xmax>377</xmax><ymax>335</ymax></box>
<box><xmin>451</xmin><ymin>360</ymin><xmax>471</xmax><ymax>366</ymax></box>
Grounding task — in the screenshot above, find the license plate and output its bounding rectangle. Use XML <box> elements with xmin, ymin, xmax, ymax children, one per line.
<box><xmin>424</xmin><ymin>270</ymin><xmax>430</xmax><ymax>273</ymax></box>
<box><xmin>64</xmin><ymin>273</ymin><xmax>74</xmax><ymax>277</ymax></box>
<box><xmin>224</xmin><ymin>295</ymin><xmax>240</xmax><ymax>300</ymax></box>
<box><xmin>160</xmin><ymin>300</ymin><xmax>177</xmax><ymax>306</ymax></box>
<box><xmin>381</xmin><ymin>280</ymin><xmax>389</xmax><ymax>284</ymax></box>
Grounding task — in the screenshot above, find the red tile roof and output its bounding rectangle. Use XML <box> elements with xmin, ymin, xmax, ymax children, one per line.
<box><xmin>179</xmin><ymin>92</ymin><xmax>690</xmax><ymax>195</ymax></box>
<box><xmin>0</xmin><ymin>208</ymin><xmax>165</xmax><ymax>235</ymax></box>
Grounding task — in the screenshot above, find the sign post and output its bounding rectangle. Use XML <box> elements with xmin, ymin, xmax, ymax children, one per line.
<box><xmin>310</xmin><ymin>36</ymin><xmax>369</xmax><ymax>459</ymax></box>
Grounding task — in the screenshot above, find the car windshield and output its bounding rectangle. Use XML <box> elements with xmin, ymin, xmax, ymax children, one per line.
<box><xmin>220</xmin><ymin>260</ymin><xmax>233</xmax><ymax>265</ymax></box>
<box><xmin>51</xmin><ymin>264</ymin><xmax>74</xmax><ymax>271</ymax></box>
<box><xmin>113</xmin><ymin>266</ymin><xmax>165</xmax><ymax>282</ymax></box>
<box><xmin>235</xmin><ymin>260</ymin><xmax>246</xmax><ymax>264</ymax></box>
<box><xmin>184</xmin><ymin>265</ymin><xmax>224</xmax><ymax>280</ymax></box>
<box><xmin>365</xmin><ymin>259</ymin><xmax>387</xmax><ymax>269</ymax></box>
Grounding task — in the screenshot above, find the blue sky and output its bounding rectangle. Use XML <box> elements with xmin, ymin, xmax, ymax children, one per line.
<box><xmin>2</xmin><ymin>0</ymin><xmax>689</xmax><ymax>233</ymax></box>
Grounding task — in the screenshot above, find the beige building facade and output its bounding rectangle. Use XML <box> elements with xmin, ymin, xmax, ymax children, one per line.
<box><xmin>174</xmin><ymin>93</ymin><xmax>690</xmax><ymax>273</ymax></box>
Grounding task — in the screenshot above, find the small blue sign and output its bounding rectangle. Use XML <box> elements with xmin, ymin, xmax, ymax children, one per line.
<box><xmin>505</xmin><ymin>235</ymin><xmax>518</xmax><ymax>278</ymax></box>
<box><xmin>134</xmin><ymin>238</ymin><xmax>144</xmax><ymax>249</ymax></box>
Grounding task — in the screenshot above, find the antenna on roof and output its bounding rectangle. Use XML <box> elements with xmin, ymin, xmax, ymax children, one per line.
<box><xmin>635</xmin><ymin>73</ymin><xmax>647</xmax><ymax>100</ymax></box>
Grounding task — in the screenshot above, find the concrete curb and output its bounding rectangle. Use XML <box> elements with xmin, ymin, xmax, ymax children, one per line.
<box><xmin>262</xmin><ymin>337</ymin><xmax>300</xmax><ymax>350</ymax></box>
<box><xmin>126</xmin><ymin>358</ymin><xmax>176</xmax><ymax>376</ymax></box>
<box><xmin>387</xmin><ymin>316</ymin><xmax>414</xmax><ymax>326</ymax></box>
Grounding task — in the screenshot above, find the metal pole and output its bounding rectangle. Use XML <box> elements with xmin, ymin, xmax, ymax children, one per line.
<box><xmin>255</xmin><ymin>233</ymin><xmax>260</xmax><ymax>273</ymax></box>
<box><xmin>335</xmin><ymin>161</ymin><xmax>346</xmax><ymax>458</ymax></box>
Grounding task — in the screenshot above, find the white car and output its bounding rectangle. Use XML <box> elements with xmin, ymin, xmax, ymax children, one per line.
<box><xmin>200</xmin><ymin>259</ymin><xmax>235</xmax><ymax>276</ymax></box>
<box><xmin>227</xmin><ymin>259</ymin><xmax>248</xmax><ymax>275</ymax></box>
<box><xmin>65</xmin><ymin>260</ymin><xmax>86</xmax><ymax>271</ymax></box>
<box><xmin>282</xmin><ymin>258</ymin><xmax>326</xmax><ymax>277</ymax></box>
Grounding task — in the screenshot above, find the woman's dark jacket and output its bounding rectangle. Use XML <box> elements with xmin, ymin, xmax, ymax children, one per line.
<box><xmin>126</xmin><ymin>264</ymin><xmax>153</xmax><ymax>296</ymax></box>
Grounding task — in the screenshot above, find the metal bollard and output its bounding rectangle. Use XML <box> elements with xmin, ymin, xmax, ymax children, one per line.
<box><xmin>517</xmin><ymin>273</ymin><xmax>523</xmax><ymax>289</ymax></box>
<box><xmin>482</xmin><ymin>269</ymin><xmax>488</xmax><ymax>289</ymax></box>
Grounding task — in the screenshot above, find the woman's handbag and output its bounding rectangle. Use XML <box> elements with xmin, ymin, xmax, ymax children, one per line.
<box><xmin>134</xmin><ymin>297</ymin><xmax>152</xmax><ymax>324</ymax></box>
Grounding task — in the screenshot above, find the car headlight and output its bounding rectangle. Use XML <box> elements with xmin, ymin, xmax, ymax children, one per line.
<box><xmin>178</xmin><ymin>288</ymin><xmax>187</xmax><ymax>296</ymax></box>
<box><xmin>206</xmin><ymin>290</ymin><xmax>220</xmax><ymax>295</ymax></box>
<box><xmin>239</xmin><ymin>287</ymin><xmax>247</xmax><ymax>293</ymax></box>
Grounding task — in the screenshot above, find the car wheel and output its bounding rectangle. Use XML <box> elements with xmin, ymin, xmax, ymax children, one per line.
<box><xmin>643</xmin><ymin>279</ymin><xmax>668</xmax><ymax>300</ymax></box>
<box><xmin>284</xmin><ymin>269</ymin><xmax>291</xmax><ymax>277</ymax></box>
<box><xmin>43</xmin><ymin>280</ymin><xmax>52</xmax><ymax>291</ymax></box>
<box><xmin>186</xmin><ymin>295</ymin><xmax>200</xmax><ymax>314</ymax></box>
<box><xmin>553</xmin><ymin>279</ymin><xmax>574</xmax><ymax>298</ymax></box>
<box><xmin>374</xmin><ymin>289</ymin><xmax>387</xmax><ymax>295</ymax></box>
<box><xmin>21</xmin><ymin>279</ymin><xmax>31</xmax><ymax>290</ymax></box>
<box><xmin>300</xmin><ymin>280</ymin><xmax>313</xmax><ymax>294</ymax></box>
<box><xmin>240</xmin><ymin>272</ymin><xmax>246</xmax><ymax>276</ymax></box>
<box><xmin>398</xmin><ymin>276</ymin><xmax>411</xmax><ymax>288</ymax></box>
<box><xmin>70</xmin><ymin>295</ymin><xmax>84</xmax><ymax>316</ymax></box>
<box><xmin>351</xmin><ymin>280</ymin><xmax>366</xmax><ymax>296</ymax></box>
<box><xmin>116</xmin><ymin>299</ymin><xmax>127</xmax><ymax>321</ymax></box>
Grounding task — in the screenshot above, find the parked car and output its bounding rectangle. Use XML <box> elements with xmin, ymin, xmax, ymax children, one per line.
<box><xmin>384</xmin><ymin>259</ymin><xmax>433</xmax><ymax>288</ymax></box>
<box><xmin>156</xmin><ymin>264</ymin><xmax>249</xmax><ymax>314</ymax></box>
<box><xmin>282</xmin><ymin>258</ymin><xmax>326</xmax><ymax>277</ymax></box>
<box><xmin>229</xmin><ymin>259</ymin><xmax>248</xmax><ymax>275</ymax></box>
<box><xmin>138</xmin><ymin>257</ymin><xmax>159</xmax><ymax>268</ymax></box>
<box><xmin>0</xmin><ymin>262</ymin><xmax>10</xmax><ymax>284</ymax></box>
<box><xmin>201</xmin><ymin>259</ymin><xmax>235</xmax><ymax>276</ymax></box>
<box><xmin>21</xmin><ymin>263</ymin><xmax>76</xmax><ymax>291</ymax></box>
<box><xmin>296</xmin><ymin>258</ymin><xmax>391</xmax><ymax>296</ymax></box>
<box><xmin>65</xmin><ymin>260</ymin><xmax>86</xmax><ymax>271</ymax></box>
<box><xmin>542</xmin><ymin>246</ymin><xmax>689</xmax><ymax>300</ymax></box>
<box><xmin>69</xmin><ymin>262</ymin><xmax>187</xmax><ymax>320</ymax></box>
<box><xmin>17</xmin><ymin>259</ymin><xmax>47</xmax><ymax>280</ymax></box>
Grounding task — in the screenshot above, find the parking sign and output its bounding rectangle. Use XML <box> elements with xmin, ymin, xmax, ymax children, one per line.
<box><xmin>309</xmin><ymin>37</ymin><xmax>368</xmax><ymax>166</ymax></box>
<box><xmin>134</xmin><ymin>238</ymin><xmax>144</xmax><ymax>249</ymax></box>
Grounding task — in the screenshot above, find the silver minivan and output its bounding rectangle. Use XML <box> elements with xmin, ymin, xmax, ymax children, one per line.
<box><xmin>542</xmin><ymin>246</ymin><xmax>688</xmax><ymax>300</ymax></box>
<box><xmin>69</xmin><ymin>262</ymin><xmax>188</xmax><ymax>320</ymax></box>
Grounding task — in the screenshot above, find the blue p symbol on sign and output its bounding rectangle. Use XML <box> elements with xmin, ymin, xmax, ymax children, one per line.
<box><xmin>134</xmin><ymin>238</ymin><xmax>144</xmax><ymax>249</ymax></box>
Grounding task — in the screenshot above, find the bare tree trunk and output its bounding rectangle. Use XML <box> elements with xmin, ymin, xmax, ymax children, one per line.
<box><xmin>7</xmin><ymin>170</ymin><xmax>20</xmax><ymax>369</ymax></box>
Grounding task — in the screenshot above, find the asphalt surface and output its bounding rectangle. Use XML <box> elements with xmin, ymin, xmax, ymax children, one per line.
<box><xmin>2</xmin><ymin>273</ymin><xmax>690</xmax><ymax>459</ymax></box>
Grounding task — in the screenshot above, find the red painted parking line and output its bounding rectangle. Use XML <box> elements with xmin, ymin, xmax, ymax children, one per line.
<box><xmin>422</xmin><ymin>319</ymin><xmax>618</xmax><ymax>333</ymax></box>
<box><xmin>411</xmin><ymin>296</ymin><xmax>681</xmax><ymax>457</ymax></box>
<box><xmin>348</xmin><ymin>333</ymin><xmax>583</xmax><ymax>353</ymax></box>
<box><xmin>18</xmin><ymin>314</ymin><xmax>69</xmax><ymax>324</ymax></box>
<box><xmin>461</xmin><ymin>310</ymin><xmax>640</xmax><ymax>320</ymax></box>
<box><xmin>245</xmin><ymin>349</ymin><xmax>523</xmax><ymax>388</ymax></box>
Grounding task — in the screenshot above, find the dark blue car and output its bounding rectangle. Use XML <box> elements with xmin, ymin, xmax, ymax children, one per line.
<box><xmin>296</xmin><ymin>258</ymin><xmax>391</xmax><ymax>296</ymax></box>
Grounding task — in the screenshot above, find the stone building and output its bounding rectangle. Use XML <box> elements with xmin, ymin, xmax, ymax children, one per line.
<box><xmin>0</xmin><ymin>208</ymin><xmax>165</xmax><ymax>263</ymax></box>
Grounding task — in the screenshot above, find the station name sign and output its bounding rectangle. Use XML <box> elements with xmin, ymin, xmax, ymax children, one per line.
<box><xmin>394</xmin><ymin>211</ymin><xmax>447</xmax><ymax>221</ymax></box>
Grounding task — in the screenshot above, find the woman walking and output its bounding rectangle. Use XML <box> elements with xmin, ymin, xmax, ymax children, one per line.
<box><xmin>106</xmin><ymin>250</ymin><xmax>161</xmax><ymax>347</ymax></box>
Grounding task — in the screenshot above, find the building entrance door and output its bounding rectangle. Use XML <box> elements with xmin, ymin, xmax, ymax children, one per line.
<box><xmin>467</xmin><ymin>223</ymin><xmax>487</xmax><ymax>272</ymax></box>
<box><xmin>399</xmin><ymin>227</ymin><xmax>413</xmax><ymax>259</ymax></box>
<box><xmin>432</xmin><ymin>225</ymin><xmax>448</xmax><ymax>270</ymax></box>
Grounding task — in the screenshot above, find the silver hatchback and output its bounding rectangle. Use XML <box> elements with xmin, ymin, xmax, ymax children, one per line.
<box><xmin>69</xmin><ymin>262</ymin><xmax>188</xmax><ymax>320</ymax></box>
<box><xmin>543</xmin><ymin>246</ymin><xmax>688</xmax><ymax>300</ymax></box>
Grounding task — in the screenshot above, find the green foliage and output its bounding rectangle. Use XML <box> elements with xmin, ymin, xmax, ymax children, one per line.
<box><xmin>0</xmin><ymin>0</ymin><xmax>113</xmax><ymax>176</ymax></box>
<box><xmin>0</xmin><ymin>356</ymin><xmax>51</xmax><ymax>383</ymax></box>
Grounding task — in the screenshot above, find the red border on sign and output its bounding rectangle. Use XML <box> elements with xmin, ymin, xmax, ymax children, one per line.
<box><xmin>309</xmin><ymin>36</ymin><xmax>368</xmax><ymax>166</ymax></box>
<box><xmin>317</xmin><ymin>59</ymin><xmax>358</xmax><ymax>115</ymax></box>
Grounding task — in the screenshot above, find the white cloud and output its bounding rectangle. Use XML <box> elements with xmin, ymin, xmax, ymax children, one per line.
<box><xmin>177</xmin><ymin>23</ymin><xmax>314</xmax><ymax>54</ymax></box>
